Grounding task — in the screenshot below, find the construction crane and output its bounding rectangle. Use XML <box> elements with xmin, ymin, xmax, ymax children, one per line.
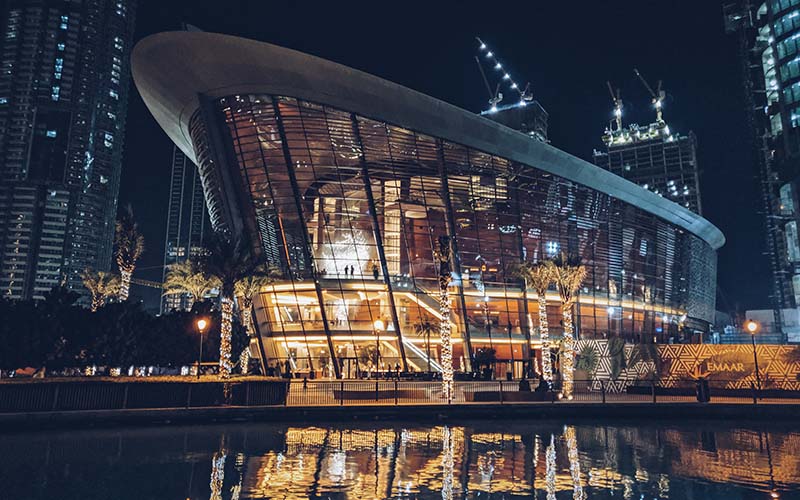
<box><xmin>475</xmin><ymin>36</ymin><xmax>533</xmax><ymax>111</ymax></box>
<box><xmin>606</xmin><ymin>81</ymin><xmax>623</xmax><ymax>132</ymax></box>
<box><xmin>633</xmin><ymin>68</ymin><xmax>666</xmax><ymax>124</ymax></box>
<box><xmin>129</xmin><ymin>277</ymin><xmax>164</xmax><ymax>289</ymax></box>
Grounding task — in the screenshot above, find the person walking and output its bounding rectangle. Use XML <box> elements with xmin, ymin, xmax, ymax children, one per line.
<box><xmin>372</xmin><ymin>263</ymin><xmax>380</xmax><ymax>280</ymax></box>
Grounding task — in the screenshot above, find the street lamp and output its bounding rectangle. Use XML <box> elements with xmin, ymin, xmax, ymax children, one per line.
<box><xmin>196</xmin><ymin>318</ymin><xmax>209</xmax><ymax>380</ymax></box>
<box><xmin>745</xmin><ymin>319</ymin><xmax>762</xmax><ymax>392</ymax></box>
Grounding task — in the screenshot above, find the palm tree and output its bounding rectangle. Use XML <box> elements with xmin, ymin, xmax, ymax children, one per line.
<box><xmin>162</xmin><ymin>259</ymin><xmax>219</xmax><ymax>310</ymax></box>
<box><xmin>435</xmin><ymin>235</ymin><xmax>454</xmax><ymax>400</ymax></box>
<box><xmin>413</xmin><ymin>317</ymin><xmax>437</xmax><ymax>373</ymax></box>
<box><xmin>511</xmin><ymin>261</ymin><xmax>555</xmax><ymax>387</ymax></box>
<box><xmin>200</xmin><ymin>232</ymin><xmax>264</xmax><ymax>379</ymax></box>
<box><xmin>234</xmin><ymin>269</ymin><xmax>278</xmax><ymax>375</ymax></box>
<box><xmin>547</xmin><ymin>252</ymin><xmax>587</xmax><ymax>399</ymax></box>
<box><xmin>114</xmin><ymin>205</ymin><xmax>145</xmax><ymax>301</ymax></box>
<box><xmin>81</xmin><ymin>269</ymin><xmax>120</xmax><ymax>312</ymax></box>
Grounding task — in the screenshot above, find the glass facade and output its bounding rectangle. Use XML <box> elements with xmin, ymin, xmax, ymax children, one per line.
<box><xmin>188</xmin><ymin>94</ymin><xmax>718</xmax><ymax>379</ymax></box>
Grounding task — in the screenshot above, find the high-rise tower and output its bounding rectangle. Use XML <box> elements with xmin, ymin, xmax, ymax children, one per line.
<box><xmin>0</xmin><ymin>0</ymin><xmax>136</xmax><ymax>300</ymax></box>
<box><xmin>161</xmin><ymin>144</ymin><xmax>208</xmax><ymax>313</ymax></box>
<box><xmin>725</xmin><ymin>1</ymin><xmax>800</xmax><ymax>340</ymax></box>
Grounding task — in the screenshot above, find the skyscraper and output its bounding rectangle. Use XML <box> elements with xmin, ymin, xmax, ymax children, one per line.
<box><xmin>593</xmin><ymin>113</ymin><xmax>703</xmax><ymax>215</ymax></box>
<box><xmin>161</xmin><ymin>144</ymin><xmax>209</xmax><ymax>313</ymax></box>
<box><xmin>0</xmin><ymin>0</ymin><xmax>136</xmax><ymax>300</ymax></box>
<box><xmin>725</xmin><ymin>1</ymin><xmax>800</xmax><ymax>340</ymax></box>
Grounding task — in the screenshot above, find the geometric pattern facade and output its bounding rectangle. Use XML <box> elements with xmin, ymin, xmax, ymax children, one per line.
<box><xmin>576</xmin><ymin>339</ymin><xmax>800</xmax><ymax>392</ymax></box>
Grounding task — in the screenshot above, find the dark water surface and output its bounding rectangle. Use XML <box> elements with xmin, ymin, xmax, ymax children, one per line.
<box><xmin>1</xmin><ymin>420</ymin><xmax>798</xmax><ymax>499</ymax></box>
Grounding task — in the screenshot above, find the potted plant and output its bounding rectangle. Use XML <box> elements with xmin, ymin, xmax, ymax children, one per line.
<box><xmin>574</xmin><ymin>344</ymin><xmax>599</xmax><ymax>391</ymax></box>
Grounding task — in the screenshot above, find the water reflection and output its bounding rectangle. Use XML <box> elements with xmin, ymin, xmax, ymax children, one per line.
<box><xmin>0</xmin><ymin>421</ymin><xmax>797</xmax><ymax>499</ymax></box>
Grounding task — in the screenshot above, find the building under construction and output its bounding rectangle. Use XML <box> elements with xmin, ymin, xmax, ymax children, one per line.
<box><xmin>592</xmin><ymin>79</ymin><xmax>703</xmax><ymax>216</ymax></box>
<box><xmin>725</xmin><ymin>0</ymin><xmax>800</xmax><ymax>342</ymax></box>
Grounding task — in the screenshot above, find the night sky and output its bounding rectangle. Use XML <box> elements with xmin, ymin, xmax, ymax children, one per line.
<box><xmin>121</xmin><ymin>0</ymin><xmax>761</xmax><ymax>313</ymax></box>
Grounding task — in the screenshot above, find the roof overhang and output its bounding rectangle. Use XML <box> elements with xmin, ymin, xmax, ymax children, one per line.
<box><xmin>132</xmin><ymin>31</ymin><xmax>725</xmax><ymax>250</ymax></box>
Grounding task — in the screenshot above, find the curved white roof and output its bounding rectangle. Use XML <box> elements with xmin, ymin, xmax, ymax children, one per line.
<box><xmin>132</xmin><ymin>31</ymin><xmax>724</xmax><ymax>250</ymax></box>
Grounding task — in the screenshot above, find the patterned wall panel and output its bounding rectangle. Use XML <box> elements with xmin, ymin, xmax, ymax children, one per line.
<box><xmin>575</xmin><ymin>340</ymin><xmax>800</xmax><ymax>392</ymax></box>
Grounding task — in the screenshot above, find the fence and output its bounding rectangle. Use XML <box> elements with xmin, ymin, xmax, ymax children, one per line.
<box><xmin>0</xmin><ymin>380</ymin><xmax>288</xmax><ymax>413</ymax></box>
<box><xmin>2</xmin><ymin>378</ymin><xmax>798</xmax><ymax>413</ymax></box>
<box><xmin>285</xmin><ymin>379</ymin><xmax>800</xmax><ymax>407</ymax></box>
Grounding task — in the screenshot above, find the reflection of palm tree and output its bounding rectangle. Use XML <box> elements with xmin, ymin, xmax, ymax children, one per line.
<box><xmin>114</xmin><ymin>205</ymin><xmax>144</xmax><ymax>302</ymax></box>
<box><xmin>414</xmin><ymin>318</ymin><xmax>437</xmax><ymax>372</ymax></box>
<box><xmin>81</xmin><ymin>269</ymin><xmax>120</xmax><ymax>312</ymax></box>
<box><xmin>564</xmin><ymin>425</ymin><xmax>584</xmax><ymax>500</ymax></box>
<box><xmin>209</xmin><ymin>439</ymin><xmax>227</xmax><ymax>500</ymax></box>
<box><xmin>548</xmin><ymin>253</ymin><xmax>586</xmax><ymax>399</ymax></box>
<box><xmin>441</xmin><ymin>426</ymin><xmax>455</xmax><ymax>500</ymax></box>
<box><xmin>162</xmin><ymin>259</ymin><xmax>219</xmax><ymax>309</ymax></box>
<box><xmin>545</xmin><ymin>434</ymin><xmax>557</xmax><ymax>500</ymax></box>
<box><xmin>511</xmin><ymin>261</ymin><xmax>554</xmax><ymax>386</ymax></box>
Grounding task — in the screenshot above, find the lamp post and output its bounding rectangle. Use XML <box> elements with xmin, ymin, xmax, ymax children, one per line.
<box><xmin>196</xmin><ymin>318</ymin><xmax>208</xmax><ymax>380</ymax></box>
<box><xmin>745</xmin><ymin>319</ymin><xmax>761</xmax><ymax>392</ymax></box>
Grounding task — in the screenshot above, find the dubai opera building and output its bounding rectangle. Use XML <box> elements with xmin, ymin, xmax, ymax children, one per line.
<box><xmin>132</xmin><ymin>32</ymin><xmax>725</xmax><ymax>379</ymax></box>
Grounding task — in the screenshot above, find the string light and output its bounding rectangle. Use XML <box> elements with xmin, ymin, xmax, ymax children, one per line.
<box><xmin>441</xmin><ymin>426</ymin><xmax>455</xmax><ymax>500</ymax></box>
<box><xmin>476</xmin><ymin>36</ymin><xmax>529</xmax><ymax>104</ymax></box>
<box><xmin>546</xmin><ymin>434</ymin><xmax>557</xmax><ymax>500</ymax></box>
<box><xmin>565</xmin><ymin>426</ymin><xmax>585</xmax><ymax>500</ymax></box>
<box><xmin>240</xmin><ymin>346</ymin><xmax>250</xmax><ymax>374</ymax></box>
<box><xmin>219</xmin><ymin>296</ymin><xmax>234</xmax><ymax>378</ymax></box>
<box><xmin>437</xmin><ymin>237</ymin><xmax>454</xmax><ymax>401</ymax></box>
<box><xmin>549</xmin><ymin>257</ymin><xmax>587</xmax><ymax>399</ymax></box>
<box><xmin>209</xmin><ymin>449</ymin><xmax>227</xmax><ymax>500</ymax></box>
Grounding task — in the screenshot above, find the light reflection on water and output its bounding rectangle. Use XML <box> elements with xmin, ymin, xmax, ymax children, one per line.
<box><xmin>0</xmin><ymin>421</ymin><xmax>798</xmax><ymax>499</ymax></box>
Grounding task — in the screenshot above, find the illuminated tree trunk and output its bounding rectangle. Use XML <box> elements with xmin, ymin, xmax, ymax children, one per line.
<box><xmin>537</xmin><ymin>288</ymin><xmax>553</xmax><ymax>387</ymax></box>
<box><xmin>561</xmin><ymin>305</ymin><xmax>576</xmax><ymax>398</ymax></box>
<box><xmin>219</xmin><ymin>296</ymin><xmax>234</xmax><ymax>379</ymax></box>
<box><xmin>564</xmin><ymin>425</ymin><xmax>584</xmax><ymax>500</ymax></box>
<box><xmin>90</xmin><ymin>295</ymin><xmax>103</xmax><ymax>313</ymax></box>
<box><xmin>437</xmin><ymin>236</ymin><xmax>453</xmax><ymax>400</ymax></box>
<box><xmin>118</xmin><ymin>268</ymin><xmax>132</xmax><ymax>301</ymax></box>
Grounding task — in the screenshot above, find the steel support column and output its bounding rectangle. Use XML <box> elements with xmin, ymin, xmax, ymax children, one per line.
<box><xmin>436</xmin><ymin>139</ymin><xmax>474</xmax><ymax>372</ymax></box>
<box><xmin>271</xmin><ymin>97</ymin><xmax>340</xmax><ymax>378</ymax></box>
<box><xmin>351</xmin><ymin>114</ymin><xmax>408</xmax><ymax>372</ymax></box>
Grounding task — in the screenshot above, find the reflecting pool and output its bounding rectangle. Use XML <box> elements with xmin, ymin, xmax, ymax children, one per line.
<box><xmin>1</xmin><ymin>420</ymin><xmax>798</xmax><ymax>499</ymax></box>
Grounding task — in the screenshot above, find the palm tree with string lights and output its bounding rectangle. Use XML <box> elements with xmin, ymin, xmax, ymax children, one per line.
<box><xmin>114</xmin><ymin>205</ymin><xmax>144</xmax><ymax>302</ymax></box>
<box><xmin>547</xmin><ymin>252</ymin><xmax>587</xmax><ymax>399</ymax></box>
<box><xmin>235</xmin><ymin>268</ymin><xmax>279</xmax><ymax>375</ymax></box>
<box><xmin>162</xmin><ymin>259</ymin><xmax>220</xmax><ymax>311</ymax></box>
<box><xmin>510</xmin><ymin>260</ymin><xmax>555</xmax><ymax>387</ymax></box>
<box><xmin>81</xmin><ymin>269</ymin><xmax>120</xmax><ymax>312</ymax></box>
<box><xmin>200</xmin><ymin>232</ymin><xmax>264</xmax><ymax>379</ymax></box>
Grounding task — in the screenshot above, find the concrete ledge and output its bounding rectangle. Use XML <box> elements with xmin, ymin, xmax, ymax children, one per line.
<box><xmin>2</xmin><ymin>402</ymin><xmax>799</xmax><ymax>431</ymax></box>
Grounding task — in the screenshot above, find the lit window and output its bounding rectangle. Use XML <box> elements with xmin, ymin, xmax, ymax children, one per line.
<box><xmin>108</xmin><ymin>89</ymin><xmax>118</xmax><ymax>99</ymax></box>
<box><xmin>46</xmin><ymin>130</ymin><xmax>57</xmax><ymax>138</ymax></box>
<box><xmin>57</xmin><ymin>43</ymin><xmax>65</xmax><ymax>51</ymax></box>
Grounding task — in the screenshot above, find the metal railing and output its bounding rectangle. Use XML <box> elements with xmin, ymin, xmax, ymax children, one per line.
<box><xmin>285</xmin><ymin>379</ymin><xmax>800</xmax><ymax>407</ymax></box>
<box><xmin>0</xmin><ymin>380</ymin><xmax>288</xmax><ymax>413</ymax></box>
